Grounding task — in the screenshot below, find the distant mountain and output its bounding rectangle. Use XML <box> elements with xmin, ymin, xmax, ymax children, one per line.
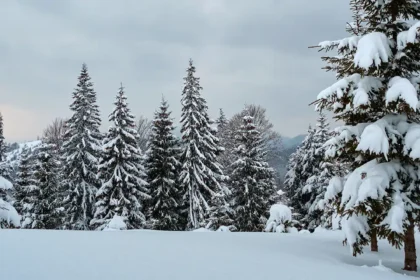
<box><xmin>282</xmin><ymin>134</ymin><xmax>306</xmax><ymax>149</ymax></box>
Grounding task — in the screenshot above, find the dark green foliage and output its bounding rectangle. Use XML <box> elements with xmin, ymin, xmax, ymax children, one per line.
<box><xmin>145</xmin><ymin>98</ymin><xmax>184</xmax><ymax>230</ymax></box>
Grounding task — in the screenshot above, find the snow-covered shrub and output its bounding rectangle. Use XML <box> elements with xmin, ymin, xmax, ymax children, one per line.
<box><xmin>0</xmin><ymin>176</ymin><xmax>21</xmax><ymax>228</ymax></box>
<box><xmin>103</xmin><ymin>215</ymin><xmax>127</xmax><ymax>231</ymax></box>
<box><xmin>216</xmin><ymin>225</ymin><xmax>237</xmax><ymax>232</ymax></box>
<box><xmin>265</xmin><ymin>204</ymin><xmax>297</xmax><ymax>233</ymax></box>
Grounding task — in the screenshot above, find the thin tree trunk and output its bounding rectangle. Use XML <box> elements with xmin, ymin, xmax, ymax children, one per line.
<box><xmin>404</xmin><ymin>222</ymin><xmax>417</xmax><ymax>271</ymax></box>
<box><xmin>371</xmin><ymin>229</ymin><xmax>378</xmax><ymax>252</ymax></box>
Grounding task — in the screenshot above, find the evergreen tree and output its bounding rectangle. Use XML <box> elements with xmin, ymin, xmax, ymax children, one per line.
<box><xmin>179</xmin><ymin>59</ymin><xmax>225</xmax><ymax>229</ymax></box>
<box><xmin>230</xmin><ymin>116</ymin><xmax>276</xmax><ymax>232</ymax></box>
<box><xmin>284</xmin><ymin>126</ymin><xmax>315</xmax><ymax>224</ymax></box>
<box><xmin>13</xmin><ymin>146</ymin><xmax>36</xmax><ymax>217</ymax></box>
<box><xmin>216</xmin><ymin>108</ymin><xmax>228</xmax><ymax>132</ymax></box>
<box><xmin>26</xmin><ymin>143</ymin><xmax>62</xmax><ymax>229</ymax></box>
<box><xmin>313</xmin><ymin>0</ymin><xmax>420</xmax><ymax>271</ymax></box>
<box><xmin>0</xmin><ymin>112</ymin><xmax>12</xmax><ymax>182</ymax></box>
<box><xmin>61</xmin><ymin>63</ymin><xmax>102</xmax><ymax>230</ymax></box>
<box><xmin>301</xmin><ymin>112</ymin><xmax>332</xmax><ymax>229</ymax></box>
<box><xmin>145</xmin><ymin>97</ymin><xmax>183</xmax><ymax>230</ymax></box>
<box><xmin>0</xmin><ymin>112</ymin><xmax>5</xmax><ymax>162</ymax></box>
<box><xmin>91</xmin><ymin>84</ymin><xmax>149</xmax><ymax>230</ymax></box>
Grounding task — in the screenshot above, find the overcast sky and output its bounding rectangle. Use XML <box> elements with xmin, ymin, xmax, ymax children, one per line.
<box><xmin>0</xmin><ymin>0</ymin><xmax>350</xmax><ymax>142</ymax></box>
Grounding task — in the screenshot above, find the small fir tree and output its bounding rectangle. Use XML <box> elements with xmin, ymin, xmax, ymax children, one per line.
<box><xmin>27</xmin><ymin>143</ymin><xmax>62</xmax><ymax>229</ymax></box>
<box><xmin>301</xmin><ymin>112</ymin><xmax>332</xmax><ymax>229</ymax></box>
<box><xmin>91</xmin><ymin>84</ymin><xmax>149</xmax><ymax>230</ymax></box>
<box><xmin>13</xmin><ymin>146</ymin><xmax>36</xmax><ymax>217</ymax></box>
<box><xmin>216</xmin><ymin>108</ymin><xmax>228</xmax><ymax>132</ymax></box>
<box><xmin>284</xmin><ymin>126</ymin><xmax>315</xmax><ymax>224</ymax></box>
<box><xmin>230</xmin><ymin>116</ymin><xmax>277</xmax><ymax>232</ymax></box>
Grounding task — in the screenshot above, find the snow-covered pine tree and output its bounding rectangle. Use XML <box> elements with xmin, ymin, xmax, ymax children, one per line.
<box><xmin>179</xmin><ymin>59</ymin><xmax>225</xmax><ymax>229</ymax></box>
<box><xmin>61</xmin><ymin>63</ymin><xmax>102</xmax><ymax>230</ymax></box>
<box><xmin>313</xmin><ymin>0</ymin><xmax>420</xmax><ymax>271</ymax></box>
<box><xmin>0</xmin><ymin>112</ymin><xmax>12</xmax><ymax>182</ymax></box>
<box><xmin>0</xmin><ymin>112</ymin><xmax>5</xmax><ymax>162</ymax></box>
<box><xmin>284</xmin><ymin>126</ymin><xmax>315</xmax><ymax>225</ymax></box>
<box><xmin>215</xmin><ymin>108</ymin><xmax>232</xmax><ymax>173</ymax></box>
<box><xmin>91</xmin><ymin>84</ymin><xmax>149</xmax><ymax>230</ymax></box>
<box><xmin>145</xmin><ymin>97</ymin><xmax>183</xmax><ymax>230</ymax></box>
<box><xmin>230</xmin><ymin>116</ymin><xmax>277</xmax><ymax>232</ymax></box>
<box><xmin>301</xmin><ymin>112</ymin><xmax>333</xmax><ymax>229</ymax></box>
<box><xmin>26</xmin><ymin>143</ymin><xmax>62</xmax><ymax>229</ymax></box>
<box><xmin>216</xmin><ymin>108</ymin><xmax>228</xmax><ymax>132</ymax></box>
<box><xmin>13</xmin><ymin>146</ymin><xmax>36</xmax><ymax>218</ymax></box>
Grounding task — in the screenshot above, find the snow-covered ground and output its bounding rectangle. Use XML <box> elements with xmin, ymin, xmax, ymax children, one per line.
<box><xmin>1</xmin><ymin>229</ymin><xmax>418</xmax><ymax>280</ymax></box>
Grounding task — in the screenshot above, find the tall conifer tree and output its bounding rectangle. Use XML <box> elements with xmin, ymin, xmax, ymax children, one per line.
<box><xmin>179</xmin><ymin>59</ymin><xmax>225</xmax><ymax>229</ymax></box>
<box><xmin>91</xmin><ymin>84</ymin><xmax>149</xmax><ymax>230</ymax></box>
<box><xmin>145</xmin><ymin>98</ymin><xmax>183</xmax><ymax>230</ymax></box>
<box><xmin>313</xmin><ymin>0</ymin><xmax>420</xmax><ymax>270</ymax></box>
<box><xmin>230</xmin><ymin>116</ymin><xmax>276</xmax><ymax>232</ymax></box>
<box><xmin>0</xmin><ymin>112</ymin><xmax>5</xmax><ymax>162</ymax></box>
<box><xmin>61</xmin><ymin>63</ymin><xmax>102</xmax><ymax>230</ymax></box>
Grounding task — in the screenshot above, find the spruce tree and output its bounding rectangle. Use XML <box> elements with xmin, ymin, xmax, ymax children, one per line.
<box><xmin>26</xmin><ymin>143</ymin><xmax>62</xmax><ymax>229</ymax></box>
<box><xmin>91</xmin><ymin>84</ymin><xmax>149</xmax><ymax>230</ymax></box>
<box><xmin>0</xmin><ymin>112</ymin><xmax>5</xmax><ymax>162</ymax></box>
<box><xmin>0</xmin><ymin>112</ymin><xmax>11</xmax><ymax>182</ymax></box>
<box><xmin>313</xmin><ymin>0</ymin><xmax>420</xmax><ymax>271</ymax></box>
<box><xmin>13</xmin><ymin>146</ymin><xmax>36</xmax><ymax>217</ymax></box>
<box><xmin>179</xmin><ymin>59</ymin><xmax>225</xmax><ymax>229</ymax></box>
<box><xmin>61</xmin><ymin>63</ymin><xmax>102</xmax><ymax>230</ymax></box>
<box><xmin>284</xmin><ymin>126</ymin><xmax>315</xmax><ymax>225</ymax></box>
<box><xmin>145</xmin><ymin>97</ymin><xmax>183</xmax><ymax>230</ymax></box>
<box><xmin>216</xmin><ymin>108</ymin><xmax>228</xmax><ymax>132</ymax></box>
<box><xmin>230</xmin><ymin>116</ymin><xmax>276</xmax><ymax>232</ymax></box>
<box><xmin>301</xmin><ymin>112</ymin><xmax>332</xmax><ymax>229</ymax></box>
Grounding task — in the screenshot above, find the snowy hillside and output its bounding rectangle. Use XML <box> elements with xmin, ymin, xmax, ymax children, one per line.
<box><xmin>6</xmin><ymin>140</ymin><xmax>41</xmax><ymax>163</ymax></box>
<box><xmin>1</xmin><ymin>229</ymin><xmax>418</xmax><ymax>280</ymax></box>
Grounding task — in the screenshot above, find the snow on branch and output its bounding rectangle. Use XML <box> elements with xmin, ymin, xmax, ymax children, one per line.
<box><xmin>385</xmin><ymin>77</ymin><xmax>419</xmax><ymax>110</ymax></box>
<box><xmin>317</xmin><ymin>36</ymin><xmax>360</xmax><ymax>51</ymax></box>
<box><xmin>397</xmin><ymin>22</ymin><xmax>420</xmax><ymax>50</ymax></box>
<box><xmin>0</xmin><ymin>176</ymin><xmax>13</xmax><ymax>190</ymax></box>
<box><xmin>341</xmin><ymin>160</ymin><xmax>404</xmax><ymax>211</ymax></box>
<box><xmin>317</xmin><ymin>74</ymin><xmax>382</xmax><ymax>109</ymax></box>
<box><xmin>354</xmin><ymin>32</ymin><xmax>392</xmax><ymax>69</ymax></box>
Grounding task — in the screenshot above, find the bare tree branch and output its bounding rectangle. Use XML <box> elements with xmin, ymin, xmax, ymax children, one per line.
<box><xmin>43</xmin><ymin>118</ymin><xmax>67</xmax><ymax>149</ymax></box>
<box><xmin>136</xmin><ymin>115</ymin><xmax>152</xmax><ymax>153</ymax></box>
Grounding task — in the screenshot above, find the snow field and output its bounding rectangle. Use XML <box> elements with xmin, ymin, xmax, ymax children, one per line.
<box><xmin>1</xmin><ymin>229</ymin><xmax>419</xmax><ymax>280</ymax></box>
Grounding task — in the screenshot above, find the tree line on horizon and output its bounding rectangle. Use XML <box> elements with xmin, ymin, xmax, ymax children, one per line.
<box><xmin>0</xmin><ymin>60</ymin><xmax>281</xmax><ymax>233</ymax></box>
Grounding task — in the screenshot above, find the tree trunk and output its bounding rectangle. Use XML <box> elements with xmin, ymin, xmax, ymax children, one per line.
<box><xmin>371</xmin><ymin>229</ymin><xmax>378</xmax><ymax>252</ymax></box>
<box><xmin>404</xmin><ymin>223</ymin><xmax>417</xmax><ymax>271</ymax></box>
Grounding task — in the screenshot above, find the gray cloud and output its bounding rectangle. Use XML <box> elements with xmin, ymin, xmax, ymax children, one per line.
<box><xmin>0</xmin><ymin>0</ymin><xmax>350</xmax><ymax>142</ymax></box>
